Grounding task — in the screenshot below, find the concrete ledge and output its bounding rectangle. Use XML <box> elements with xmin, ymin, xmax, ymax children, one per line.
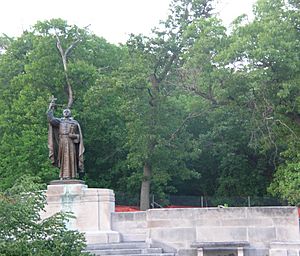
<box><xmin>270</xmin><ymin>241</ymin><xmax>300</xmax><ymax>249</ymax></box>
<box><xmin>191</xmin><ymin>241</ymin><xmax>250</xmax><ymax>248</ymax></box>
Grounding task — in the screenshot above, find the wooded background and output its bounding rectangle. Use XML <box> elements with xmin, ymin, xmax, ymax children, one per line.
<box><xmin>0</xmin><ymin>0</ymin><xmax>299</xmax><ymax>210</ymax></box>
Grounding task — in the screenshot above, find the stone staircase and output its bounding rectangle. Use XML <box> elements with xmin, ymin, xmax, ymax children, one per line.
<box><xmin>85</xmin><ymin>241</ymin><xmax>176</xmax><ymax>256</ymax></box>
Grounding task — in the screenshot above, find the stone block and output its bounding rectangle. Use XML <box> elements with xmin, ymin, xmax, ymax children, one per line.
<box><xmin>121</xmin><ymin>233</ymin><xmax>147</xmax><ymax>242</ymax></box>
<box><xmin>148</xmin><ymin>219</ymin><xmax>194</xmax><ymax>228</ymax></box>
<box><xmin>221</xmin><ymin>218</ymin><xmax>273</xmax><ymax>227</ymax></box>
<box><xmin>112</xmin><ymin>212</ymin><xmax>135</xmax><ymax>222</ymax></box>
<box><xmin>288</xmin><ymin>252</ymin><xmax>300</xmax><ymax>256</ymax></box>
<box><xmin>247</xmin><ymin>227</ymin><xmax>276</xmax><ymax>243</ymax></box>
<box><xmin>112</xmin><ymin>220</ymin><xmax>147</xmax><ymax>229</ymax></box>
<box><xmin>150</xmin><ymin>227</ymin><xmax>196</xmax><ymax>243</ymax></box>
<box><xmin>275</xmin><ymin>227</ymin><xmax>300</xmax><ymax>241</ymax></box>
<box><xmin>270</xmin><ymin>241</ymin><xmax>300</xmax><ymax>250</ymax></box>
<box><xmin>269</xmin><ymin>249</ymin><xmax>288</xmax><ymax>256</ymax></box>
<box><xmin>85</xmin><ymin>231</ymin><xmax>120</xmax><ymax>244</ymax></box>
<box><xmin>122</xmin><ymin>228</ymin><xmax>147</xmax><ymax>235</ymax></box>
<box><xmin>147</xmin><ymin>208</ymin><xmax>194</xmax><ymax>220</ymax></box>
<box><xmin>196</xmin><ymin>227</ymin><xmax>247</xmax><ymax>242</ymax></box>
<box><xmin>194</xmin><ymin>218</ymin><xmax>221</xmax><ymax>227</ymax></box>
<box><xmin>245</xmin><ymin>248</ymin><xmax>270</xmax><ymax>256</ymax></box>
<box><xmin>272</xmin><ymin>217</ymin><xmax>299</xmax><ymax>226</ymax></box>
<box><xmin>181</xmin><ymin>209</ymin><xmax>207</xmax><ymax>220</ymax></box>
<box><xmin>246</xmin><ymin>207</ymin><xmax>297</xmax><ymax>219</ymax></box>
<box><xmin>134</xmin><ymin>211</ymin><xmax>147</xmax><ymax>221</ymax></box>
<box><xmin>148</xmin><ymin>220</ymin><xmax>173</xmax><ymax>228</ymax></box>
<box><xmin>177</xmin><ymin>248</ymin><xmax>197</xmax><ymax>256</ymax></box>
<box><xmin>205</xmin><ymin>208</ymin><xmax>247</xmax><ymax>219</ymax></box>
<box><xmin>161</xmin><ymin>242</ymin><xmax>187</xmax><ymax>249</ymax></box>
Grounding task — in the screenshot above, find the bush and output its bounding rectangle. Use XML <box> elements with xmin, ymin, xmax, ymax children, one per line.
<box><xmin>0</xmin><ymin>176</ymin><xmax>89</xmax><ymax>256</ymax></box>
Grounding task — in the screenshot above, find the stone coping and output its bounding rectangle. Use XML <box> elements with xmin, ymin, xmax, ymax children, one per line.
<box><xmin>270</xmin><ymin>241</ymin><xmax>300</xmax><ymax>245</ymax></box>
<box><xmin>270</xmin><ymin>241</ymin><xmax>300</xmax><ymax>248</ymax></box>
<box><xmin>49</xmin><ymin>179</ymin><xmax>85</xmax><ymax>185</ymax></box>
<box><xmin>191</xmin><ymin>241</ymin><xmax>250</xmax><ymax>248</ymax></box>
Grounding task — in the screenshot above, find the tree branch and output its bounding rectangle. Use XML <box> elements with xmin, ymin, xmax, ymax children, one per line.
<box><xmin>169</xmin><ymin>112</ymin><xmax>203</xmax><ymax>141</ymax></box>
<box><xmin>55</xmin><ymin>31</ymin><xmax>82</xmax><ymax>109</ymax></box>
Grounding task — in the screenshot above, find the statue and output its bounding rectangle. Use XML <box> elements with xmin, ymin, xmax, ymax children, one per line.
<box><xmin>47</xmin><ymin>97</ymin><xmax>84</xmax><ymax>180</ymax></box>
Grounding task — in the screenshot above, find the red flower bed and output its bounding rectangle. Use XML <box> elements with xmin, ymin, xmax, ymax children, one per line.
<box><xmin>115</xmin><ymin>205</ymin><xmax>140</xmax><ymax>212</ymax></box>
<box><xmin>115</xmin><ymin>205</ymin><xmax>198</xmax><ymax>212</ymax></box>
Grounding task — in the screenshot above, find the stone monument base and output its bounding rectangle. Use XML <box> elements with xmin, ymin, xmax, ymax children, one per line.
<box><xmin>41</xmin><ymin>182</ymin><xmax>120</xmax><ymax>244</ymax></box>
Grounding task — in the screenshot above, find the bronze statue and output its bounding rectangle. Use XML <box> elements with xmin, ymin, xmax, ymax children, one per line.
<box><xmin>47</xmin><ymin>97</ymin><xmax>84</xmax><ymax>180</ymax></box>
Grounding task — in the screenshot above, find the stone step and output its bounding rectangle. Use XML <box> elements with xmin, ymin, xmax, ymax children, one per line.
<box><xmin>87</xmin><ymin>248</ymin><xmax>163</xmax><ymax>255</ymax></box>
<box><xmin>121</xmin><ymin>234</ymin><xmax>147</xmax><ymax>242</ymax></box>
<box><xmin>88</xmin><ymin>248</ymin><xmax>145</xmax><ymax>255</ymax></box>
<box><xmin>90</xmin><ymin>254</ymin><xmax>174</xmax><ymax>256</ymax></box>
<box><xmin>86</xmin><ymin>242</ymin><xmax>149</xmax><ymax>250</ymax></box>
<box><xmin>144</xmin><ymin>248</ymin><xmax>163</xmax><ymax>254</ymax></box>
<box><xmin>85</xmin><ymin>242</ymin><xmax>174</xmax><ymax>256</ymax></box>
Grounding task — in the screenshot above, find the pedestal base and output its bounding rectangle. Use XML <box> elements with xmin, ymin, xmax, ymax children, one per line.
<box><xmin>49</xmin><ymin>179</ymin><xmax>85</xmax><ymax>185</ymax></box>
<box><xmin>41</xmin><ymin>183</ymin><xmax>120</xmax><ymax>244</ymax></box>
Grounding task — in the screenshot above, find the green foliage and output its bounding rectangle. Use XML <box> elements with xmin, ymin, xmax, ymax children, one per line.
<box><xmin>269</xmin><ymin>143</ymin><xmax>300</xmax><ymax>205</ymax></box>
<box><xmin>0</xmin><ymin>83</ymin><xmax>56</xmax><ymax>190</ymax></box>
<box><xmin>1</xmin><ymin>0</ymin><xmax>300</xmax><ymax>207</ymax></box>
<box><xmin>0</xmin><ymin>176</ymin><xmax>88</xmax><ymax>256</ymax></box>
<box><xmin>225</xmin><ymin>0</ymin><xmax>300</xmax><ymax>203</ymax></box>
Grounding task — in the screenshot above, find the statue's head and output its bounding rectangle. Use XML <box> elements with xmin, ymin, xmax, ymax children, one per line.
<box><xmin>63</xmin><ymin>108</ymin><xmax>71</xmax><ymax>118</ymax></box>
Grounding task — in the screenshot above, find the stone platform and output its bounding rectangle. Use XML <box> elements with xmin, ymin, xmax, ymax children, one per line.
<box><xmin>41</xmin><ymin>182</ymin><xmax>120</xmax><ymax>244</ymax></box>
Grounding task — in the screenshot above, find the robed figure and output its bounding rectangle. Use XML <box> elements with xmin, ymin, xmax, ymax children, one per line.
<box><xmin>47</xmin><ymin>102</ymin><xmax>84</xmax><ymax>179</ymax></box>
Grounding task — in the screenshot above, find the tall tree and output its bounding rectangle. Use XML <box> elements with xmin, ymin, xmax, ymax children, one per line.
<box><xmin>180</xmin><ymin>0</ymin><xmax>299</xmax><ymax>200</ymax></box>
<box><xmin>120</xmin><ymin>0</ymin><xmax>213</xmax><ymax>210</ymax></box>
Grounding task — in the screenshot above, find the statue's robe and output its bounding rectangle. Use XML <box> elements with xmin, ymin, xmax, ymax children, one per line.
<box><xmin>47</xmin><ymin>110</ymin><xmax>84</xmax><ymax>179</ymax></box>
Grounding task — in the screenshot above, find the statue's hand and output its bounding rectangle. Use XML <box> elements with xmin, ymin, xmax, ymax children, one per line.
<box><xmin>48</xmin><ymin>102</ymin><xmax>56</xmax><ymax>110</ymax></box>
<box><xmin>69</xmin><ymin>133</ymin><xmax>78</xmax><ymax>139</ymax></box>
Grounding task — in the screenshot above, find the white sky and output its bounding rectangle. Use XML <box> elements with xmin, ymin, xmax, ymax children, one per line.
<box><xmin>0</xmin><ymin>0</ymin><xmax>257</xmax><ymax>44</ymax></box>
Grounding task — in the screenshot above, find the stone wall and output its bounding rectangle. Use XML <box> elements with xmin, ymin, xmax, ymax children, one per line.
<box><xmin>112</xmin><ymin>207</ymin><xmax>300</xmax><ymax>255</ymax></box>
<box><xmin>112</xmin><ymin>211</ymin><xmax>148</xmax><ymax>242</ymax></box>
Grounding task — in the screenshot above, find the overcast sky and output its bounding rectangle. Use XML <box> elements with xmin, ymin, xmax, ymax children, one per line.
<box><xmin>0</xmin><ymin>0</ymin><xmax>257</xmax><ymax>44</ymax></box>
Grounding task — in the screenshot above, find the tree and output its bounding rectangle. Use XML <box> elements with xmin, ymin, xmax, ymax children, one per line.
<box><xmin>173</xmin><ymin>16</ymin><xmax>274</xmax><ymax>198</ymax></box>
<box><xmin>183</xmin><ymin>0</ymin><xmax>300</xmax><ymax>202</ymax></box>
<box><xmin>269</xmin><ymin>142</ymin><xmax>300</xmax><ymax>205</ymax></box>
<box><xmin>226</xmin><ymin>0</ymin><xmax>300</xmax><ymax>203</ymax></box>
<box><xmin>118</xmin><ymin>0</ymin><xmax>213</xmax><ymax>210</ymax></box>
<box><xmin>0</xmin><ymin>176</ymin><xmax>88</xmax><ymax>256</ymax></box>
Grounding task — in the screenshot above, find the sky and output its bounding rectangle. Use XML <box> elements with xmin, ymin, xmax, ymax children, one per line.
<box><xmin>0</xmin><ymin>0</ymin><xmax>257</xmax><ymax>44</ymax></box>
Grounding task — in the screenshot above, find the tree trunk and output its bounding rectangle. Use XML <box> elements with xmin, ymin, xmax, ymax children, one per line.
<box><xmin>140</xmin><ymin>162</ymin><xmax>152</xmax><ymax>211</ymax></box>
<box><xmin>139</xmin><ymin>75</ymin><xmax>158</xmax><ymax>211</ymax></box>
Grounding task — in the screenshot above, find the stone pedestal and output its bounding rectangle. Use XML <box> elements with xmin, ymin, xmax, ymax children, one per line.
<box><xmin>41</xmin><ymin>183</ymin><xmax>120</xmax><ymax>244</ymax></box>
